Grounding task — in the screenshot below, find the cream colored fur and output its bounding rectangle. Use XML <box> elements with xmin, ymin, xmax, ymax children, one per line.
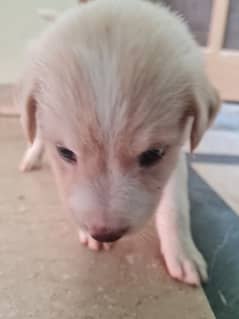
<box><xmin>17</xmin><ymin>0</ymin><xmax>220</xmax><ymax>285</ymax></box>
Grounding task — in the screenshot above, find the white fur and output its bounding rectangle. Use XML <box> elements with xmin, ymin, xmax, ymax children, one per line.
<box><xmin>17</xmin><ymin>0</ymin><xmax>220</xmax><ymax>285</ymax></box>
<box><xmin>156</xmin><ymin>152</ymin><xmax>207</xmax><ymax>285</ymax></box>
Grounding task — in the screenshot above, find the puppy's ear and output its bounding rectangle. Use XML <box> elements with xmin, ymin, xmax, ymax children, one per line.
<box><xmin>16</xmin><ymin>68</ymin><xmax>37</xmax><ymax>144</ymax></box>
<box><xmin>189</xmin><ymin>80</ymin><xmax>220</xmax><ymax>151</ymax></box>
<box><xmin>21</xmin><ymin>93</ymin><xmax>37</xmax><ymax>144</ymax></box>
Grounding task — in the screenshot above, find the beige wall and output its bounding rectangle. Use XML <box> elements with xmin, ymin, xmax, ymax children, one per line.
<box><xmin>0</xmin><ymin>0</ymin><xmax>75</xmax><ymax>84</ymax></box>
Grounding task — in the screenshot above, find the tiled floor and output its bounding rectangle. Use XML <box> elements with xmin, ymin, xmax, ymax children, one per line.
<box><xmin>0</xmin><ymin>103</ymin><xmax>238</xmax><ymax>318</ymax></box>
<box><xmin>191</xmin><ymin>104</ymin><xmax>239</xmax><ymax>319</ymax></box>
<box><xmin>0</xmin><ymin>118</ymin><xmax>214</xmax><ymax>319</ymax></box>
<box><xmin>0</xmin><ymin>1</ymin><xmax>238</xmax><ymax>317</ymax></box>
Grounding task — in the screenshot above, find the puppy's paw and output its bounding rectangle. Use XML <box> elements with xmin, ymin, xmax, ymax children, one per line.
<box><xmin>78</xmin><ymin>229</ymin><xmax>113</xmax><ymax>251</ymax></box>
<box><xmin>162</xmin><ymin>238</ymin><xmax>207</xmax><ymax>286</ymax></box>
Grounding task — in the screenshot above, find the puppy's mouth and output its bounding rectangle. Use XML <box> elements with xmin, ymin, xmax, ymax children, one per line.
<box><xmin>90</xmin><ymin>228</ymin><xmax>129</xmax><ymax>243</ymax></box>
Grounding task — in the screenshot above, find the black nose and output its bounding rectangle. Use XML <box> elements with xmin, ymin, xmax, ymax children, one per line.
<box><xmin>91</xmin><ymin>228</ymin><xmax>128</xmax><ymax>243</ymax></box>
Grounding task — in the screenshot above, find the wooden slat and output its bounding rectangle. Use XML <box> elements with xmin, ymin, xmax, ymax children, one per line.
<box><xmin>205</xmin><ymin>50</ymin><xmax>239</xmax><ymax>101</ymax></box>
<box><xmin>204</xmin><ymin>0</ymin><xmax>239</xmax><ymax>101</ymax></box>
<box><xmin>208</xmin><ymin>0</ymin><xmax>230</xmax><ymax>52</ymax></box>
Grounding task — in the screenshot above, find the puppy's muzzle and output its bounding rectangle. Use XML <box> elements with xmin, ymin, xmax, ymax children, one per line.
<box><xmin>90</xmin><ymin>227</ymin><xmax>128</xmax><ymax>243</ymax></box>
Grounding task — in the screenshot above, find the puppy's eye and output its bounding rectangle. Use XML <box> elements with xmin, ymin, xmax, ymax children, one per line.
<box><xmin>138</xmin><ymin>147</ymin><xmax>166</xmax><ymax>167</ymax></box>
<box><xmin>57</xmin><ymin>146</ymin><xmax>77</xmax><ymax>164</ymax></box>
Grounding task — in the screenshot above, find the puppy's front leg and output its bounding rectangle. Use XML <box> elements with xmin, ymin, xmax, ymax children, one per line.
<box><xmin>156</xmin><ymin>152</ymin><xmax>207</xmax><ymax>285</ymax></box>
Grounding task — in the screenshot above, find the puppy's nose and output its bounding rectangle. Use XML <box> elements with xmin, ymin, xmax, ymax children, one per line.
<box><xmin>90</xmin><ymin>228</ymin><xmax>128</xmax><ymax>243</ymax></box>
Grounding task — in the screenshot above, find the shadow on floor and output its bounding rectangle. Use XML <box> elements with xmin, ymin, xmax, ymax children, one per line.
<box><xmin>189</xmin><ymin>164</ymin><xmax>239</xmax><ymax>319</ymax></box>
<box><xmin>191</xmin><ymin>153</ymin><xmax>239</xmax><ymax>165</ymax></box>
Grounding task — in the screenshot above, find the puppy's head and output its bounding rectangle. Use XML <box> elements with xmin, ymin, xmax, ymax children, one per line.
<box><xmin>19</xmin><ymin>0</ymin><xmax>220</xmax><ymax>242</ymax></box>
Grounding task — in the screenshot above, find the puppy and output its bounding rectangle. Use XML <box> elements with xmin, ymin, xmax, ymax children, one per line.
<box><xmin>17</xmin><ymin>0</ymin><xmax>220</xmax><ymax>285</ymax></box>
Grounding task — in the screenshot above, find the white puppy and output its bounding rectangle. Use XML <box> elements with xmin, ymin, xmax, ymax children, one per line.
<box><xmin>17</xmin><ymin>0</ymin><xmax>220</xmax><ymax>285</ymax></box>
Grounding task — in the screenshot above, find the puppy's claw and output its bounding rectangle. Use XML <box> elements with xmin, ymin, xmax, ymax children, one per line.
<box><xmin>78</xmin><ymin>229</ymin><xmax>113</xmax><ymax>251</ymax></box>
<box><xmin>162</xmin><ymin>239</ymin><xmax>207</xmax><ymax>286</ymax></box>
